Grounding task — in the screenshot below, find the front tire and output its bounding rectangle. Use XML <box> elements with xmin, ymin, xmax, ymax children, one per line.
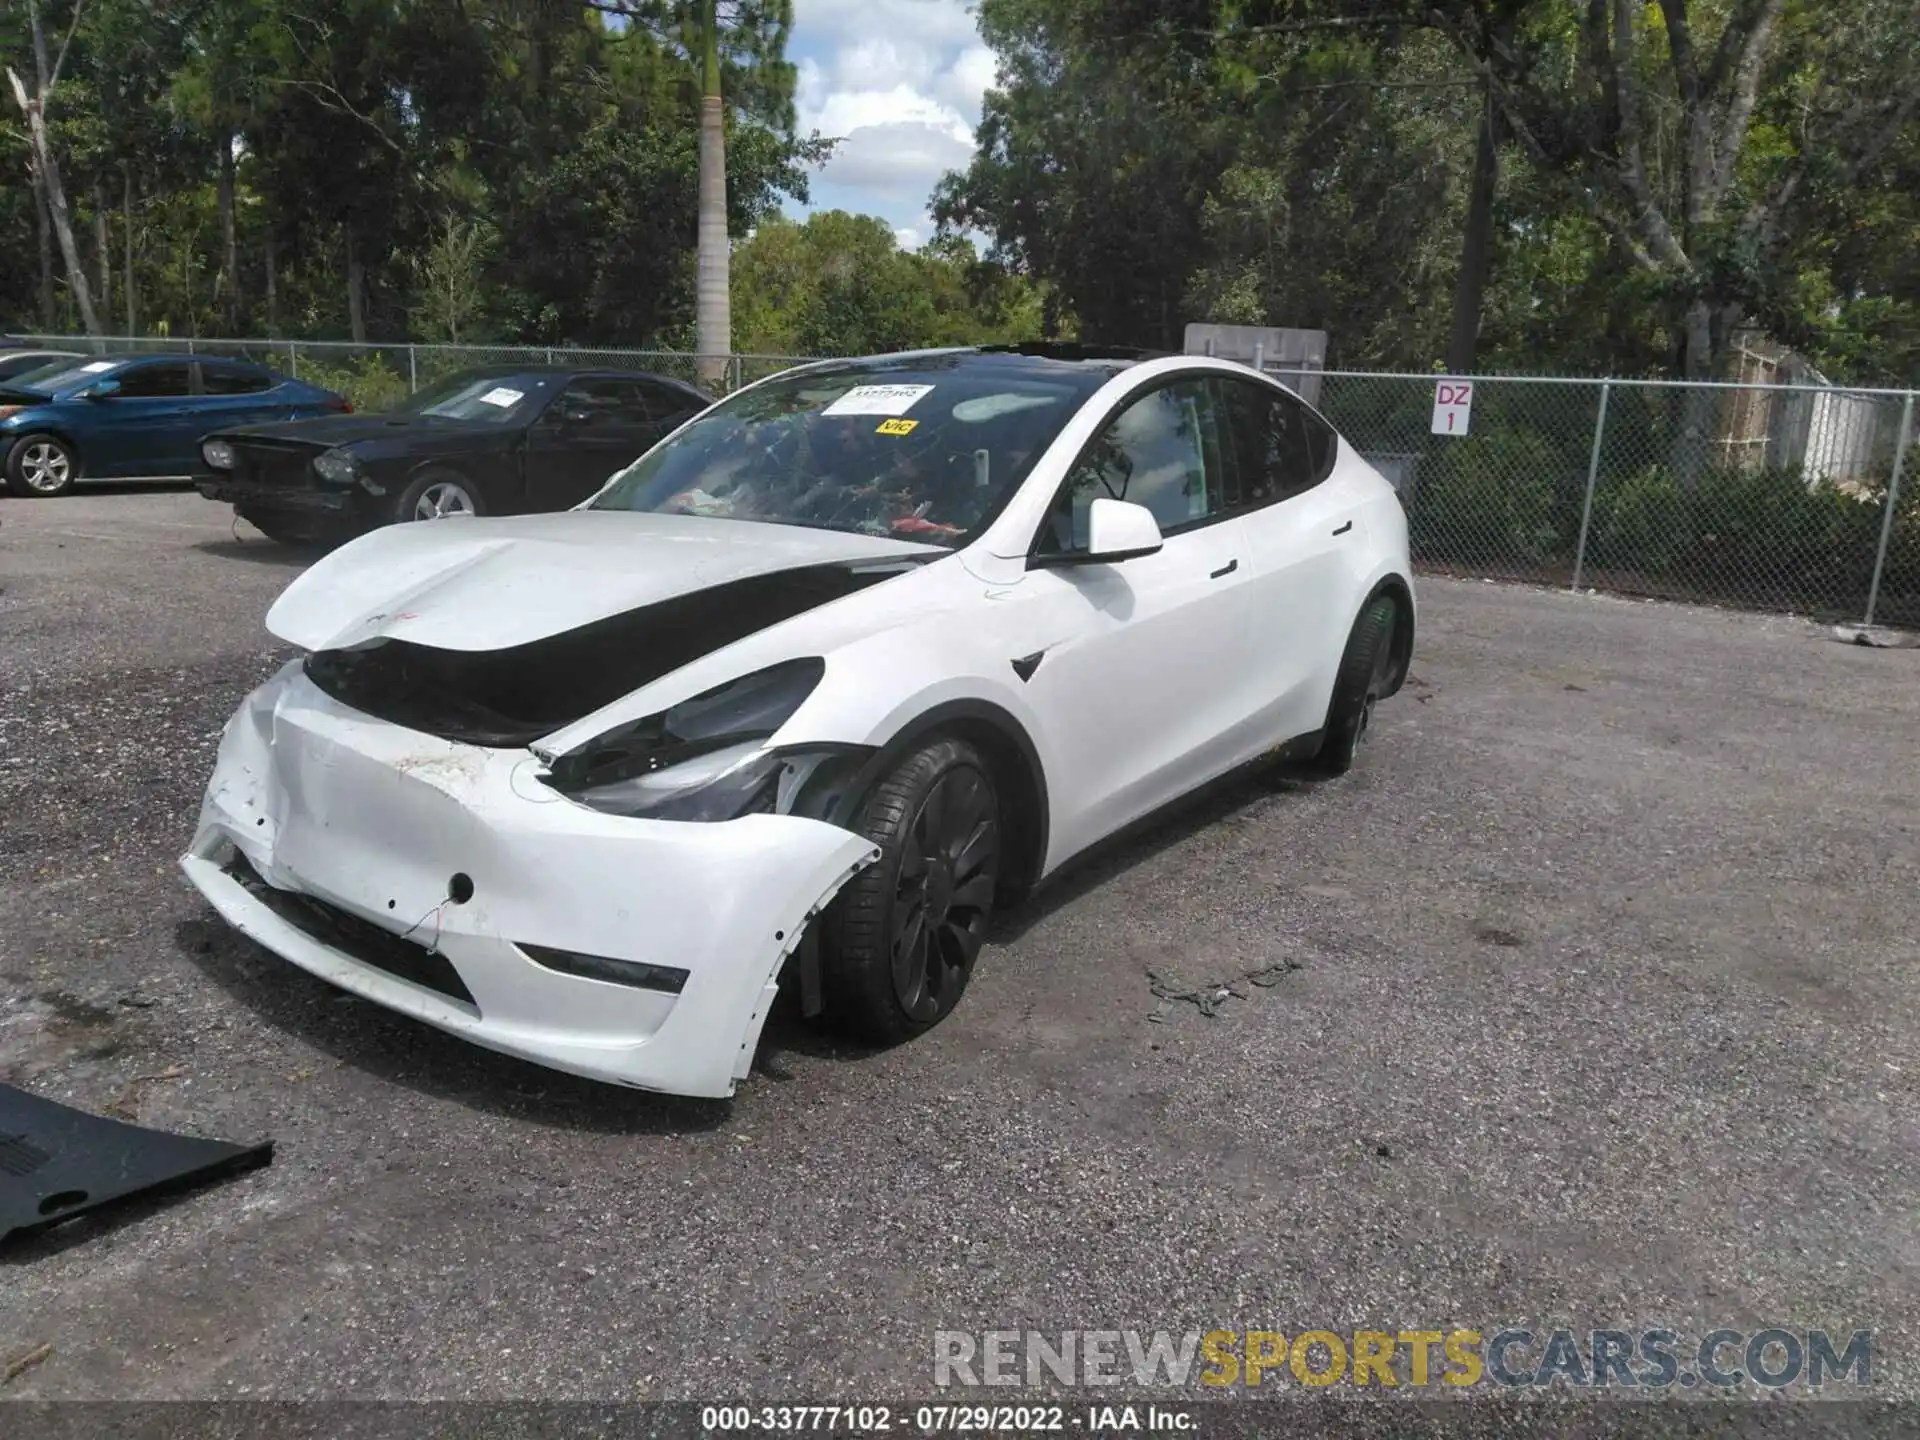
<box><xmin>823</xmin><ymin>738</ymin><xmax>1002</xmax><ymax>1044</ymax></box>
<box><xmin>394</xmin><ymin>468</ymin><xmax>483</xmax><ymax>524</ymax></box>
<box><xmin>1313</xmin><ymin>594</ymin><xmax>1399</xmax><ymax>776</ymax></box>
<box><xmin>5</xmin><ymin>433</ymin><xmax>78</xmax><ymax>497</ymax></box>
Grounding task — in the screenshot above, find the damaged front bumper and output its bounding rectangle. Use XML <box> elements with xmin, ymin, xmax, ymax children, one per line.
<box><xmin>181</xmin><ymin>662</ymin><xmax>878</xmax><ymax>1098</ymax></box>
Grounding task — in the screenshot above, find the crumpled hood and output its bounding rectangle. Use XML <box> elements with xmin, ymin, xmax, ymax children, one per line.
<box><xmin>266</xmin><ymin>510</ymin><xmax>942</xmax><ymax>653</ymax></box>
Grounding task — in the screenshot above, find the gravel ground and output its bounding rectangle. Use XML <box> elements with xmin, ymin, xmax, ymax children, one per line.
<box><xmin>2</xmin><ymin>489</ymin><xmax>1918</xmax><ymax>1415</ymax></box>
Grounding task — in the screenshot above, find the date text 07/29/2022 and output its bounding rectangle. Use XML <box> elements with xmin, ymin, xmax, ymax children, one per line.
<box><xmin>699</xmin><ymin>1405</ymin><xmax>1193</xmax><ymax>1433</ymax></box>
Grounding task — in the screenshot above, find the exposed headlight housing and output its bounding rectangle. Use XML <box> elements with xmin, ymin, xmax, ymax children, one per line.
<box><xmin>541</xmin><ymin>659</ymin><xmax>834</xmax><ymax>822</ymax></box>
<box><xmin>0</xmin><ymin>405</ymin><xmax>23</xmax><ymax>423</ymax></box>
<box><xmin>201</xmin><ymin>439</ymin><xmax>236</xmax><ymax>470</ymax></box>
<box><xmin>312</xmin><ymin>447</ymin><xmax>361</xmax><ymax>484</ymax></box>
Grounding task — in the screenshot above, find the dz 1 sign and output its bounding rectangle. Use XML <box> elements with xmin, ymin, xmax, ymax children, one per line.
<box><xmin>1432</xmin><ymin>380</ymin><xmax>1474</xmax><ymax>435</ymax></box>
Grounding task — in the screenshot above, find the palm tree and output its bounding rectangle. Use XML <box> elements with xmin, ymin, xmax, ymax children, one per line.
<box><xmin>593</xmin><ymin>1</ymin><xmax>796</xmax><ymax>390</ymax></box>
<box><xmin>693</xmin><ymin>0</ymin><xmax>729</xmax><ymax>391</ymax></box>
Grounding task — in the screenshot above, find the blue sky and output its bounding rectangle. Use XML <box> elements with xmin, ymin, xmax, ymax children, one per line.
<box><xmin>781</xmin><ymin>0</ymin><xmax>994</xmax><ymax>247</ymax></box>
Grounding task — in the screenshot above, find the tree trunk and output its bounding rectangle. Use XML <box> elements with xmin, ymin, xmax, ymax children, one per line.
<box><xmin>121</xmin><ymin>165</ymin><xmax>136</xmax><ymax>334</ymax></box>
<box><xmin>347</xmin><ymin>225</ymin><xmax>368</xmax><ymax>343</ymax></box>
<box><xmin>93</xmin><ymin>181</ymin><xmax>110</xmax><ymax>328</ymax></box>
<box><xmin>217</xmin><ymin>131</ymin><xmax>239</xmax><ymax>328</ymax></box>
<box><xmin>33</xmin><ymin>163</ymin><xmax>55</xmax><ymax>329</ymax></box>
<box><xmin>693</xmin><ymin>4</ymin><xmax>730</xmax><ymax>391</ymax></box>
<box><xmin>265</xmin><ymin>229</ymin><xmax>279</xmax><ymax>335</ymax></box>
<box><xmin>12</xmin><ymin>81</ymin><xmax>105</xmax><ymax>336</ymax></box>
<box><xmin>1446</xmin><ymin>88</ymin><xmax>1499</xmax><ymax>376</ymax></box>
<box><xmin>1671</xmin><ymin>296</ymin><xmax>1740</xmax><ymax>482</ymax></box>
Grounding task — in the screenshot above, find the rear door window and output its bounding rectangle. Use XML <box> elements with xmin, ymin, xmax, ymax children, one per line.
<box><xmin>200</xmin><ymin>362</ymin><xmax>275</xmax><ymax>395</ymax></box>
<box><xmin>116</xmin><ymin>363</ymin><xmax>193</xmax><ymax>398</ymax></box>
<box><xmin>1214</xmin><ymin>376</ymin><xmax>1334</xmax><ymax>510</ymax></box>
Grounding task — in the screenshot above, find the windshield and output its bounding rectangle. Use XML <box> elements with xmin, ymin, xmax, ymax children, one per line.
<box><xmin>589</xmin><ymin>355</ymin><xmax>1112</xmax><ymax>547</ymax></box>
<box><xmin>393</xmin><ymin>371</ymin><xmax>548</xmax><ymax>422</ymax></box>
<box><xmin>5</xmin><ymin>359</ymin><xmax>120</xmax><ymax>396</ymax></box>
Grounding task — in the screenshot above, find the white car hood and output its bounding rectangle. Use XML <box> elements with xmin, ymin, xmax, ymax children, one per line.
<box><xmin>266</xmin><ymin>511</ymin><xmax>943</xmax><ymax>652</ymax></box>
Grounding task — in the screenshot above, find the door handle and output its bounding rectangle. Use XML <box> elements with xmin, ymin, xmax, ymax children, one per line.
<box><xmin>1331</xmin><ymin>520</ymin><xmax>1354</xmax><ymax>536</ymax></box>
<box><xmin>1210</xmin><ymin>559</ymin><xmax>1238</xmax><ymax>579</ymax></box>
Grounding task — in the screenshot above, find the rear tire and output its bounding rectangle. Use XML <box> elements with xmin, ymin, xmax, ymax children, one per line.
<box><xmin>395</xmin><ymin>468</ymin><xmax>484</xmax><ymax>524</ymax></box>
<box><xmin>5</xmin><ymin>433</ymin><xmax>78</xmax><ymax>497</ymax></box>
<box><xmin>1313</xmin><ymin>595</ymin><xmax>1398</xmax><ymax>776</ymax></box>
<box><xmin>823</xmin><ymin>738</ymin><xmax>1002</xmax><ymax>1044</ymax></box>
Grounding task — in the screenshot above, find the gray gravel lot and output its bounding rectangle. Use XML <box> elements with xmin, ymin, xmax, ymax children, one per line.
<box><xmin>2</xmin><ymin>489</ymin><xmax>1917</xmax><ymax>1410</ymax></box>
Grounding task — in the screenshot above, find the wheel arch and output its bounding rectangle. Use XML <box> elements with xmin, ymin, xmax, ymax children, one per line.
<box><xmin>853</xmin><ymin>698</ymin><xmax>1051</xmax><ymax>904</ymax></box>
<box><xmin>7</xmin><ymin>425</ymin><xmax>85</xmax><ymax>476</ymax></box>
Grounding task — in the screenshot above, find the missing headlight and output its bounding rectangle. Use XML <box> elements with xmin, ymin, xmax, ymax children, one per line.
<box><xmin>540</xmin><ymin>659</ymin><xmax>841</xmax><ymax>822</ymax></box>
<box><xmin>543</xmin><ymin>658</ymin><xmax>825</xmax><ymax>793</ymax></box>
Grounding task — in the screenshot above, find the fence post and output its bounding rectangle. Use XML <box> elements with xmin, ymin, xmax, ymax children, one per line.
<box><xmin>546</xmin><ymin>347</ymin><xmax>555</xmax><ymax>365</ymax></box>
<box><xmin>409</xmin><ymin>345</ymin><xmax>418</xmax><ymax>393</ymax></box>
<box><xmin>289</xmin><ymin>342</ymin><xmax>299</xmax><ymax>379</ymax></box>
<box><xmin>1570</xmin><ymin>379</ymin><xmax>1612</xmax><ymax>592</ymax></box>
<box><xmin>1864</xmin><ymin>393</ymin><xmax>1916</xmax><ymax>628</ymax></box>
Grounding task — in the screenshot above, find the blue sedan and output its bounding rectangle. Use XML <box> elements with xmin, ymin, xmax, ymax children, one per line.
<box><xmin>0</xmin><ymin>353</ymin><xmax>349</xmax><ymax>497</ymax></box>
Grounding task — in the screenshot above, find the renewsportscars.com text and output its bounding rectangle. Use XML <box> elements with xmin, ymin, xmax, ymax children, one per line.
<box><xmin>933</xmin><ymin>1327</ymin><xmax>1873</xmax><ymax>1390</ymax></box>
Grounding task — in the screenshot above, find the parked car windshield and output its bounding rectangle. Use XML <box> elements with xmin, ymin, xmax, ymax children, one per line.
<box><xmin>589</xmin><ymin>354</ymin><xmax>1116</xmax><ymax>546</ymax></box>
<box><xmin>3</xmin><ymin>358</ymin><xmax>121</xmax><ymax>397</ymax></box>
<box><xmin>393</xmin><ymin>371</ymin><xmax>549</xmax><ymax>423</ymax></box>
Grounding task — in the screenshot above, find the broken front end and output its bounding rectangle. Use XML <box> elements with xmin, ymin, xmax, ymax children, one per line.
<box><xmin>181</xmin><ymin>624</ymin><xmax>882</xmax><ymax>1098</ymax></box>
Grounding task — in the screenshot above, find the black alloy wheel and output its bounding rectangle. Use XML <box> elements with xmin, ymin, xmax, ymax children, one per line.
<box><xmin>824</xmin><ymin>738</ymin><xmax>1002</xmax><ymax>1042</ymax></box>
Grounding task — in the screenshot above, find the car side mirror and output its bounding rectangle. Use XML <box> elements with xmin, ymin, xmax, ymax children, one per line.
<box><xmin>1086</xmin><ymin>498</ymin><xmax>1165</xmax><ymax>560</ymax></box>
<box><xmin>83</xmin><ymin>377</ymin><xmax>121</xmax><ymax>399</ymax></box>
<box><xmin>1032</xmin><ymin>497</ymin><xmax>1164</xmax><ymax>568</ymax></box>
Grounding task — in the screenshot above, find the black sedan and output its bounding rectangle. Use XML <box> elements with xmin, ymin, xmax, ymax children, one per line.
<box><xmin>193</xmin><ymin>366</ymin><xmax>713</xmax><ymax>542</ymax></box>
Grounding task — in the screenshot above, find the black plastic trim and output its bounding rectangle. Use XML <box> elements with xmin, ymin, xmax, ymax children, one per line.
<box><xmin>516</xmin><ymin>943</ymin><xmax>689</xmax><ymax>995</ymax></box>
<box><xmin>224</xmin><ymin>854</ymin><xmax>478</xmax><ymax>1010</ymax></box>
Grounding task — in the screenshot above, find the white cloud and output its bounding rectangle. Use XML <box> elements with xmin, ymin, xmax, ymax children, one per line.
<box><xmin>795</xmin><ymin>0</ymin><xmax>981</xmax><ymax>52</ymax></box>
<box><xmin>937</xmin><ymin>45</ymin><xmax>997</xmax><ymax>120</ymax></box>
<box><xmin>820</xmin><ymin>120</ymin><xmax>975</xmax><ymax>198</ymax></box>
<box><xmin>788</xmin><ymin>0</ymin><xmax>988</xmax><ymax>240</ymax></box>
<box><xmin>808</xmin><ymin>84</ymin><xmax>970</xmax><ymax>147</ymax></box>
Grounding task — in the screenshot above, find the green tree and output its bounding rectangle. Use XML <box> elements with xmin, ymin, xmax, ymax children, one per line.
<box><xmin>588</xmin><ymin>1</ymin><xmax>798</xmax><ymax>385</ymax></box>
<box><xmin>731</xmin><ymin>212</ymin><xmax>1044</xmax><ymax>357</ymax></box>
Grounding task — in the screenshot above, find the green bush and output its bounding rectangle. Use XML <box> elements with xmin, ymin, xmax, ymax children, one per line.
<box><xmin>1590</xmin><ymin>466</ymin><xmax>1691</xmax><ymax>576</ymax></box>
<box><xmin>1588</xmin><ymin>461</ymin><xmax>1888</xmax><ymax>601</ymax></box>
<box><xmin>297</xmin><ymin>354</ymin><xmax>411</xmax><ymax>414</ymax></box>
<box><xmin>1410</xmin><ymin>430</ymin><xmax>1563</xmax><ymax>567</ymax></box>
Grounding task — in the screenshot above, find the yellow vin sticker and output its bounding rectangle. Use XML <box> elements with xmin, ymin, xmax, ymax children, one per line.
<box><xmin>875</xmin><ymin>418</ymin><xmax>919</xmax><ymax>436</ymax></box>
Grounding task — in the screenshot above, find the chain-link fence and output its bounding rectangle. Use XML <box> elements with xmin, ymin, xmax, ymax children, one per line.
<box><xmin>13</xmin><ymin>334</ymin><xmax>1918</xmax><ymax>627</ymax></box>
<box><xmin>1270</xmin><ymin>368</ymin><xmax>1917</xmax><ymax>628</ymax></box>
<box><xmin>9</xmin><ymin>334</ymin><xmax>817</xmax><ymax>408</ymax></box>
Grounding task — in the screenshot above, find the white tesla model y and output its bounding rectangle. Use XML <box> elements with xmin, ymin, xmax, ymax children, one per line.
<box><xmin>182</xmin><ymin>344</ymin><xmax>1415</xmax><ymax>1097</ymax></box>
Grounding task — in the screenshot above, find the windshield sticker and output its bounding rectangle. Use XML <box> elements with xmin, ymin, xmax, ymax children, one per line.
<box><xmin>875</xmin><ymin>418</ymin><xmax>919</xmax><ymax>436</ymax></box>
<box><xmin>478</xmin><ymin>386</ymin><xmax>525</xmax><ymax>408</ymax></box>
<box><xmin>81</xmin><ymin>361</ymin><xmax>116</xmax><ymax>373</ymax></box>
<box><xmin>822</xmin><ymin>383</ymin><xmax>934</xmax><ymax>417</ymax></box>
